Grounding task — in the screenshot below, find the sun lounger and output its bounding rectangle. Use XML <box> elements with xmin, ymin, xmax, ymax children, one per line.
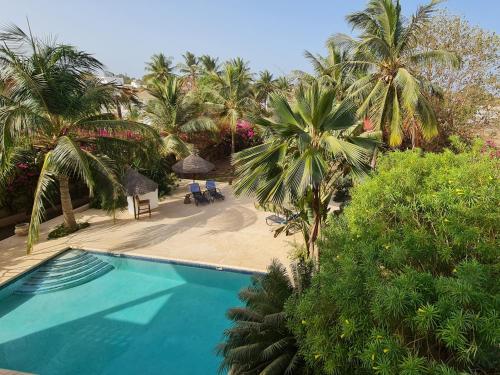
<box><xmin>205</xmin><ymin>180</ymin><xmax>225</xmax><ymax>201</ymax></box>
<box><xmin>265</xmin><ymin>213</ymin><xmax>299</xmax><ymax>226</ymax></box>
<box><xmin>189</xmin><ymin>183</ymin><xmax>210</xmax><ymax>206</ymax></box>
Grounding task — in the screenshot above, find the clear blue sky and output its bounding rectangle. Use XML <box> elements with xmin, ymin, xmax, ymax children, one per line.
<box><xmin>1</xmin><ymin>0</ymin><xmax>498</xmax><ymax>78</ymax></box>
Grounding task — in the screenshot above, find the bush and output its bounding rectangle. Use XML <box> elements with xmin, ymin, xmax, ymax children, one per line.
<box><xmin>48</xmin><ymin>222</ymin><xmax>90</xmax><ymax>239</ymax></box>
<box><xmin>288</xmin><ymin>146</ymin><xmax>499</xmax><ymax>374</ymax></box>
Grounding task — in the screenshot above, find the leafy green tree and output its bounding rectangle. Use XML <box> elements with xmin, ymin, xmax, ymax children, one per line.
<box><xmin>0</xmin><ymin>25</ymin><xmax>159</xmax><ymax>253</ymax></box>
<box><xmin>416</xmin><ymin>11</ymin><xmax>500</xmax><ymax>149</ymax></box>
<box><xmin>206</xmin><ymin>59</ymin><xmax>254</xmax><ymax>155</ymax></box>
<box><xmin>233</xmin><ymin>81</ymin><xmax>376</xmax><ymax>258</ymax></box>
<box><xmin>336</xmin><ymin>0</ymin><xmax>460</xmax><ymax>147</ymax></box>
<box><xmin>289</xmin><ymin>144</ymin><xmax>499</xmax><ymax>374</ymax></box>
<box><xmin>144</xmin><ymin>76</ymin><xmax>216</xmax><ymax>157</ymax></box>
<box><xmin>144</xmin><ymin>53</ymin><xmax>175</xmax><ymax>84</ymax></box>
<box><xmin>218</xmin><ymin>260</ymin><xmax>312</xmax><ymax>375</ymax></box>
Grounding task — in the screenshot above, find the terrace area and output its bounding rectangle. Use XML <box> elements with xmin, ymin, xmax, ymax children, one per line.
<box><xmin>0</xmin><ymin>181</ymin><xmax>296</xmax><ymax>286</ymax></box>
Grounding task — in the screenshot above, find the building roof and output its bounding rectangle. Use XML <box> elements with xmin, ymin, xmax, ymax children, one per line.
<box><xmin>122</xmin><ymin>168</ymin><xmax>158</xmax><ymax>196</ymax></box>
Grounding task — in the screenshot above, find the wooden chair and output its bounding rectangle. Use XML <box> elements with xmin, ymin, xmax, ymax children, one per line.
<box><xmin>134</xmin><ymin>195</ymin><xmax>151</xmax><ymax>219</ymax></box>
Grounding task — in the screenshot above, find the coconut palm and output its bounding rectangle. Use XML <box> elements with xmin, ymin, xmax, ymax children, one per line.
<box><xmin>275</xmin><ymin>75</ymin><xmax>294</xmax><ymax>97</ymax></box>
<box><xmin>0</xmin><ymin>25</ymin><xmax>160</xmax><ymax>253</ymax></box>
<box><xmin>144</xmin><ymin>53</ymin><xmax>175</xmax><ymax>84</ymax></box>
<box><xmin>206</xmin><ymin>60</ymin><xmax>253</xmax><ymax>155</ymax></box>
<box><xmin>177</xmin><ymin>51</ymin><xmax>199</xmax><ymax>88</ymax></box>
<box><xmin>253</xmin><ymin>70</ymin><xmax>277</xmax><ymax>109</ymax></box>
<box><xmin>302</xmin><ymin>41</ymin><xmax>357</xmax><ymax>96</ymax></box>
<box><xmin>144</xmin><ymin>76</ymin><xmax>217</xmax><ymax>157</ymax></box>
<box><xmin>334</xmin><ymin>0</ymin><xmax>460</xmax><ymax>147</ymax></box>
<box><xmin>233</xmin><ymin>81</ymin><xmax>377</xmax><ymax>258</ymax></box>
<box><xmin>199</xmin><ymin>55</ymin><xmax>220</xmax><ymax>74</ymax></box>
<box><xmin>218</xmin><ymin>260</ymin><xmax>312</xmax><ymax>375</ymax></box>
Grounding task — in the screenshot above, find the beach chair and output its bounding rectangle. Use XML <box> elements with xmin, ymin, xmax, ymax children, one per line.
<box><xmin>189</xmin><ymin>183</ymin><xmax>210</xmax><ymax>206</ymax></box>
<box><xmin>205</xmin><ymin>180</ymin><xmax>225</xmax><ymax>201</ymax></box>
<box><xmin>265</xmin><ymin>212</ymin><xmax>299</xmax><ymax>226</ymax></box>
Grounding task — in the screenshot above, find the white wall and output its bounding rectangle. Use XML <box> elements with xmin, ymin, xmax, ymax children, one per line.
<box><xmin>127</xmin><ymin>189</ymin><xmax>159</xmax><ymax>215</ymax></box>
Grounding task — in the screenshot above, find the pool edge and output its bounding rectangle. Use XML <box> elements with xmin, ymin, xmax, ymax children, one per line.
<box><xmin>0</xmin><ymin>246</ymin><xmax>265</xmax><ymax>290</ymax></box>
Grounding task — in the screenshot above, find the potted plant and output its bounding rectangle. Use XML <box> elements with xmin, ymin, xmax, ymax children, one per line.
<box><xmin>14</xmin><ymin>223</ymin><xmax>29</xmax><ymax>236</ymax></box>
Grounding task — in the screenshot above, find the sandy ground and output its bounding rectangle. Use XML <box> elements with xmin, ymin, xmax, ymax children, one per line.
<box><xmin>0</xmin><ymin>180</ymin><xmax>299</xmax><ymax>286</ymax></box>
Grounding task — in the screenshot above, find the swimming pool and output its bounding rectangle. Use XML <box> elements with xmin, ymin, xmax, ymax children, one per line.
<box><xmin>0</xmin><ymin>249</ymin><xmax>251</xmax><ymax>374</ymax></box>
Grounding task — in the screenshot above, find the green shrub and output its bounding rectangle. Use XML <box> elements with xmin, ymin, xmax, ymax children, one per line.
<box><xmin>288</xmin><ymin>147</ymin><xmax>499</xmax><ymax>374</ymax></box>
<box><xmin>48</xmin><ymin>222</ymin><xmax>90</xmax><ymax>239</ymax></box>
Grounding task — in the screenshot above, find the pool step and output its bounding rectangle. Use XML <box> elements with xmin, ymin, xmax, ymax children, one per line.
<box><xmin>15</xmin><ymin>251</ymin><xmax>114</xmax><ymax>295</ymax></box>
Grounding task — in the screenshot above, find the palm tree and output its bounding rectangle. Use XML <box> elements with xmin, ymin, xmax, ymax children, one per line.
<box><xmin>199</xmin><ymin>55</ymin><xmax>220</xmax><ymax>74</ymax></box>
<box><xmin>206</xmin><ymin>59</ymin><xmax>253</xmax><ymax>156</ymax></box>
<box><xmin>144</xmin><ymin>53</ymin><xmax>175</xmax><ymax>84</ymax></box>
<box><xmin>144</xmin><ymin>76</ymin><xmax>216</xmax><ymax>157</ymax></box>
<box><xmin>334</xmin><ymin>0</ymin><xmax>460</xmax><ymax>147</ymax></box>
<box><xmin>233</xmin><ymin>81</ymin><xmax>376</xmax><ymax>259</ymax></box>
<box><xmin>253</xmin><ymin>70</ymin><xmax>277</xmax><ymax>110</ymax></box>
<box><xmin>0</xmin><ymin>25</ymin><xmax>160</xmax><ymax>253</ymax></box>
<box><xmin>302</xmin><ymin>41</ymin><xmax>356</xmax><ymax>95</ymax></box>
<box><xmin>275</xmin><ymin>76</ymin><xmax>294</xmax><ymax>97</ymax></box>
<box><xmin>218</xmin><ymin>260</ymin><xmax>312</xmax><ymax>375</ymax></box>
<box><xmin>177</xmin><ymin>51</ymin><xmax>199</xmax><ymax>89</ymax></box>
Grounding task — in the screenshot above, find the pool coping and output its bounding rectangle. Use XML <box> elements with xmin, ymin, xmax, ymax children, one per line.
<box><xmin>0</xmin><ymin>246</ymin><xmax>264</xmax><ymax>290</ymax></box>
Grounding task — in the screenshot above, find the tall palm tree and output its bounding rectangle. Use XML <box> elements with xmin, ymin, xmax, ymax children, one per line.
<box><xmin>334</xmin><ymin>0</ymin><xmax>460</xmax><ymax>147</ymax></box>
<box><xmin>199</xmin><ymin>55</ymin><xmax>220</xmax><ymax>74</ymax></box>
<box><xmin>177</xmin><ymin>51</ymin><xmax>199</xmax><ymax>89</ymax></box>
<box><xmin>233</xmin><ymin>81</ymin><xmax>376</xmax><ymax>258</ymax></box>
<box><xmin>302</xmin><ymin>41</ymin><xmax>357</xmax><ymax>95</ymax></box>
<box><xmin>218</xmin><ymin>260</ymin><xmax>312</xmax><ymax>375</ymax></box>
<box><xmin>144</xmin><ymin>53</ymin><xmax>175</xmax><ymax>84</ymax></box>
<box><xmin>0</xmin><ymin>25</ymin><xmax>160</xmax><ymax>253</ymax></box>
<box><xmin>253</xmin><ymin>70</ymin><xmax>277</xmax><ymax>110</ymax></box>
<box><xmin>144</xmin><ymin>76</ymin><xmax>216</xmax><ymax>157</ymax></box>
<box><xmin>275</xmin><ymin>76</ymin><xmax>294</xmax><ymax>97</ymax></box>
<box><xmin>206</xmin><ymin>60</ymin><xmax>253</xmax><ymax>155</ymax></box>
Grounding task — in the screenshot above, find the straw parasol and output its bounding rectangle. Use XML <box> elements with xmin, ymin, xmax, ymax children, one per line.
<box><xmin>122</xmin><ymin>168</ymin><xmax>158</xmax><ymax>196</ymax></box>
<box><xmin>172</xmin><ymin>154</ymin><xmax>215</xmax><ymax>181</ymax></box>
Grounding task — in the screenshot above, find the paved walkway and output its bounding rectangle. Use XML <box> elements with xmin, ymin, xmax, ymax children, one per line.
<box><xmin>0</xmin><ymin>181</ymin><xmax>298</xmax><ymax>286</ymax></box>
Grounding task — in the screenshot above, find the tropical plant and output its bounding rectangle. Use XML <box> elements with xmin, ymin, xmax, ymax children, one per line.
<box><xmin>302</xmin><ymin>41</ymin><xmax>357</xmax><ymax>96</ymax></box>
<box><xmin>0</xmin><ymin>25</ymin><xmax>160</xmax><ymax>253</ymax></box>
<box><xmin>335</xmin><ymin>0</ymin><xmax>460</xmax><ymax>147</ymax></box>
<box><xmin>289</xmin><ymin>144</ymin><xmax>500</xmax><ymax>374</ymax></box>
<box><xmin>177</xmin><ymin>51</ymin><xmax>199</xmax><ymax>88</ymax></box>
<box><xmin>233</xmin><ymin>80</ymin><xmax>377</xmax><ymax>258</ymax></box>
<box><xmin>275</xmin><ymin>76</ymin><xmax>294</xmax><ymax>97</ymax></box>
<box><xmin>253</xmin><ymin>70</ymin><xmax>277</xmax><ymax>109</ymax></box>
<box><xmin>218</xmin><ymin>260</ymin><xmax>312</xmax><ymax>375</ymax></box>
<box><xmin>144</xmin><ymin>76</ymin><xmax>216</xmax><ymax>157</ymax></box>
<box><xmin>199</xmin><ymin>54</ymin><xmax>220</xmax><ymax>74</ymax></box>
<box><xmin>206</xmin><ymin>59</ymin><xmax>254</xmax><ymax>155</ymax></box>
<box><xmin>144</xmin><ymin>53</ymin><xmax>175</xmax><ymax>84</ymax></box>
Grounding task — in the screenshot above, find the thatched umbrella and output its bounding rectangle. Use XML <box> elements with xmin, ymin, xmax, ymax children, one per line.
<box><xmin>172</xmin><ymin>154</ymin><xmax>215</xmax><ymax>182</ymax></box>
<box><xmin>122</xmin><ymin>168</ymin><xmax>158</xmax><ymax>196</ymax></box>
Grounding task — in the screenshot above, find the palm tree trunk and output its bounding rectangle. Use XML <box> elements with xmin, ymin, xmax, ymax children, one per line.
<box><xmin>116</xmin><ymin>100</ymin><xmax>123</xmax><ymax>119</ymax></box>
<box><xmin>308</xmin><ymin>185</ymin><xmax>322</xmax><ymax>262</ymax></box>
<box><xmin>59</xmin><ymin>175</ymin><xmax>77</xmax><ymax>231</ymax></box>
<box><xmin>231</xmin><ymin>129</ymin><xmax>236</xmax><ymax>156</ymax></box>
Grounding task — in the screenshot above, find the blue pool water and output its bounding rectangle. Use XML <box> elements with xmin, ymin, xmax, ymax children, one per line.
<box><xmin>0</xmin><ymin>250</ymin><xmax>251</xmax><ymax>374</ymax></box>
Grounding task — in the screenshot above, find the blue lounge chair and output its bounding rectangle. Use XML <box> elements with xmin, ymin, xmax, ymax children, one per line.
<box><xmin>205</xmin><ymin>180</ymin><xmax>225</xmax><ymax>201</ymax></box>
<box><xmin>189</xmin><ymin>183</ymin><xmax>210</xmax><ymax>206</ymax></box>
<box><xmin>265</xmin><ymin>212</ymin><xmax>300</xmax><ymax>226</ymax></box>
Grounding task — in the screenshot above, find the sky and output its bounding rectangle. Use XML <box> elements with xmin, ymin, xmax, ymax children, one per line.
<box><xmin>1</xmin><ymin>0</ymin><xmax>498</xmax><ymax>78</ymax></box>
